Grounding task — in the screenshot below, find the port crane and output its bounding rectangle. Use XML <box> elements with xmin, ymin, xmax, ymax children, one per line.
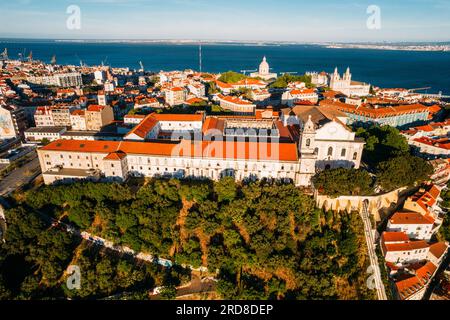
<box><xmin>0</xmin><ymin>48</ymin><xmax>7</xmax><ymax>60</ymax></box>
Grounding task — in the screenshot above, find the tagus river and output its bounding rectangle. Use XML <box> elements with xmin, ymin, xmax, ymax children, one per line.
<box><xmin>2</xmin><ymin>40</ymin><xmax>450</xmax><ymax>93</ymax></box>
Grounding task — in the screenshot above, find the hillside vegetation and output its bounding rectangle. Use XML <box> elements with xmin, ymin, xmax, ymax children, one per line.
<box><xmin>1</xmin><ymin>179</ymin><xmax>375</xmax><ymax>300</ymax></box>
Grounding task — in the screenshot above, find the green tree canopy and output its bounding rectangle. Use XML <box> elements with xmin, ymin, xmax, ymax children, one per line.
<box><xmin>214</xmin><ymin>177</ymin><xmax>237</xmax><ymax>203</ymax></box>
<box><xmin>218</xmin><ymin>71</ymin><xmax>247</xmax><ymax>84</ymax></box>
<box><xmin>355</xmin><ymin>125</ymin><xmax>410</xmax><ymax>167</ymax></box>
<box><xmin>312</xmin><ymin>168</ymin><xmax>374</xmax><ymax>197</ymax></box>
<box><xmin>376</xmin><ymin>154</ymin><xmax>433</xmax><ymax>192</ymax></box>
<box><xmin>270</xmin><ymin>74</ymin><xmax>312</xmax><ymax>89</ymax></box>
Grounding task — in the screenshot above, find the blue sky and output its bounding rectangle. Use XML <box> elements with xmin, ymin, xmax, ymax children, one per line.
<box><xmin>1</xmin><ymin>0</ymin><xmax>449</xmax><ymax>42</ymax></box>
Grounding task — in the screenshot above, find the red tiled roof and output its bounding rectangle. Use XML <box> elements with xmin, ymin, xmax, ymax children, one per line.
<box><xmin>395</xmin><ymin>262</ymin><xmax>437</xmax><ymax>300</ymax></box>
<box><xmin>186</xmin><ymin>97</ymin><xmax>205</xmax><ymax>105</ymax></box>
<box><xmin>104</xmin><ymin>151</ymin><xmax>127</xmax><ymax>161</ymax></box>
<box><xmin>413</xmin><ymin>136</ymin><xmax>450</xmax><ymax>150</ymax></box>
<box><xmin>124</xmin><ymin>114</ymin><xmax>146</xmax><ymax>119</ymax></box>
<box><xmin>384</xmin><ymin>240</ymin><xmax>429</xmax><ymax>253</ymax></box>
<box><xmin>40</xmin><ymin>139</ymin><xmax>299</xmax><ymax>162</ymax></box>
<box><xmin>390</xmin><ymin>211</ymin><xmax>435</xmax><ymax>225</ymax></box>
<box><xmin>71</xmin><ymin>109</ymin><xmax>85</xmax><ymax>116</ymax></box>
<box><xmin>321</xmin><ymin>99</ymin><xmax>430</xmax><ymax>119</ymax></box>
<box><xmin>291</xmin><ymin>88</ymin><xmax>316</xmax><ymax>95</ymax></box>
<box><xmin>215</xmin><ymin>80</ymin><xmax>233</xmax><ymax>89</ymax></box>
<box><xmin>382</xmin><ymin>232</ymin><xmax>410</xmax><ymax>243</ymax></box>
<box><xmin>428</xmin><ymin>105</ymin><xmax>442</xmax><ymax>114</ymax></box>
<box><xmin>152</xmin><ymin>113</ymin><xmax>204</xmax><ymax>122</ymax></box>
<box><xmin>202</xmin><ymin>117</ymin><xmax>225</xmax><ymax>134</ymax></box>
<box><xmin>234</xmin><ymin>78</ymin><xmax>266</xmax><ymax>86</ymax></box>
<box><xmin>218</xmin><ymin>94</ymin><xmax>254</xmax><ymax>105</ymax></box>
<box><xmin>428</xmin><ymin>242</ymin><xmax>448</xmax><ymax>259</ymax></box>
<box><xmin>87</xmin><ymin>105</ymin><xmax>105</xmax><ymax>112</ymax></box>
<box><xmin>125</xmin><ymin>115</ymin><xmax>159</xmax><ymax>139</ymax></box>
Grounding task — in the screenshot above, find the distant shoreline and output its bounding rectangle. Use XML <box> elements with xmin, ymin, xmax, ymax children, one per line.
<box><xmin>325</xmin><ymin>44</ymin><xmax>450</xmax><ymax>52</ymax></box>
<box><xmin>0</xmin><ymin>38</ymin><xmax>449</xmax><ymax>50</ymax></box>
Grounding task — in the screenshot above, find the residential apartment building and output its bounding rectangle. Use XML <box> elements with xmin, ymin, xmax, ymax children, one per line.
<box><xmin>387</xmin><ymin>211</ymin><xmax>435</xmax><ymax>241</ymax></box>
<box><xmin>164</xmin><ymin>87</ymin><xmax>187</xmax><ymax>106</ymax></box>
<box><xmin>85</xmin><ymin>105</ymin><xmax>114</xmax><ymax>131</ymax></box>
<box><xmin>281</xmin><ymin>88</ymin><xmax>319</xmax><ymax>106</ymax></box>
<box><xmin>188</xmin><ymin>83</ymin><xmax>206</xmax><ymax>98</ymax></box>
<box><xmin>70</xmin><ymin>110</ymin><xmax>87</xmax><ymax>131</ymax></box>
<box><xmin>320</xmin><ymin>99</ymin><xmax>431</xmax><ymax>128</ymax></box>
<box><xmin>28</xmin><ymin>72</ymin><xmax>82</xmax><ymax>87</ymax></box>
<box><xmin>382</xmin><ymin>235</ymin><xmax>430</xmax><ymax>264</ymax></box>
<box><xmin>0</xmin><ymin>104</ymin><xmax>28</xmax><ymax>140</ymax></box>
<box><xmin>52</xmin><ymin>106</ymin><xmax>73</xmax><ymax>127</ymax></box>
<box><xmin>24</xmin><ymin>126</ymin><xmax>67</xmax><ymax>142</ymax></box>
<box><xmin>395</xmin><ymin>262</ymin><xmax>438</xmax><ymax>300</ymax></box>
<box><xmin>217</xmin><ymin>94</ymin><xmax>256</xmax><ymax>115</ymax></box>
<box><xmin>34</xmin><ymin>106</ymin><xmax>54</xmax><ymax>127</ymax></box>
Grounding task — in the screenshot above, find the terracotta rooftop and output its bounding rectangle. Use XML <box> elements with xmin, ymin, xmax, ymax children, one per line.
<box><xmin>40</xmin><ymin>139</ymin><xmax>299</xmax><ymax>162</ymax></box>
<box><xmin>395</xmin><ymin>262</ymin><xmax>437</xmax><ymax>300</ymax></box>
<box><xmin>321</xmin><ymin>99</ymin><xmax>430</xmax><ymax>118</ymax></box>
<box><xmin>428</xmin><ymin>242</ymin><xmax>448</xmax><ymax>259</ymax></box>
<box><xmin>218</xmin><ymin>94</ymin><xmax>254</xmax><ymax>105</ymax></box>
<box><xmin>384</xmin><ymin>240</ymin><xmax>430</xmax><ymax>253</ymax></box>
<box><xmin>87</xmin><ymin>105</ymin><xmax>106</xmax><ymax>112</ymax></box>
<box><xmin>382</xmin><ymin>232</ymin><xmax>410</xmax><ymax>243</ymax></box>
<box><xmin>125</xmin><ymin>114</ymin><xmax>159</xmax><ymax>139</ymax></box>
<box><xmin>389</xmin><ymin>211</ymin><xmax>435</xmax><ymax>225</ymax></box>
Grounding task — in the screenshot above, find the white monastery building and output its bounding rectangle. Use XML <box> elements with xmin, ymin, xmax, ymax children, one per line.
<box><xmin>329</xmin><ymin>67</ymin><xmax>370</xmax><ymax>97</ymax></box>
<box><xmin>37</xmin><ymin>106</ymin><xmax>365</xmax><ymax>187</ymax></box>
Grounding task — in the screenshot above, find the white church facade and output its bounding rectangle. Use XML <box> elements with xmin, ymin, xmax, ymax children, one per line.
<box><xmin>329</xmin><ymin>67</ymin><xmax>371</xmax><ymax>97</ymax></box>
<box><xmin>281</xmin><ymin>105</ymin><xmax>366</xmax><ymax>186</ymax></box>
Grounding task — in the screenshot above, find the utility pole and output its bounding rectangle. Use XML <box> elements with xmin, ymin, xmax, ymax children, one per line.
<box><xmin>199</xmin><ymin>42</ymin><xmax>202</xmax><ymax>73</ymax></box>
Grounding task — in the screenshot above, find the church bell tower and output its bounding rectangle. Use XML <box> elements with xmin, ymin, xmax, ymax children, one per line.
<box><xmin>299</xmin><ymin>115</ymin><xmax>318</xmax><ymax>186</ymax></box>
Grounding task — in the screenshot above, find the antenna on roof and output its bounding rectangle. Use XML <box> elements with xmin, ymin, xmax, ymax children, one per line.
<box><xmin>199</xmin><ymin>42</ymin><xmax>202</xmax><ymax>73</ymax></box>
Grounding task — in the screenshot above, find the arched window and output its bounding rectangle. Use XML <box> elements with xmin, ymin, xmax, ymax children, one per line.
<box><xmin>341</xmin><ymin>149</ymin><xmax>347</xmax><ymax>157</ymax></box>
<box><xmin>353</xmin><ymin>152</ymin><xmax>358</xmax><ymax>160</ymax></box>
<box><xmin>328</xmin><ymin>147</ymin><xmax>333</xmax><ymax>157</ymax></box>
<box><xmin>306</xmin><ymin>139</ymin><xmax>311</xmax><ymax>147</ymax></box>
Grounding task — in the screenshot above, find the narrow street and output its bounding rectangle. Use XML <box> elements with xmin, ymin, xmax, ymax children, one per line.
<box><xmin>0</xmin><ymin>153</ymin><xmax>41</xmax><ymax>197</ymax></box>
<box><xmin>360</xmin><ymin>201</ymin><xmax>388</xmax><ymax>300</ymax></box>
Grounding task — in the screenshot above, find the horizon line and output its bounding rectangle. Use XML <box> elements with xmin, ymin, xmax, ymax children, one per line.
<box><xmin>0</xmin><ymin>37</ymin><xmax>449</xmax><ymax>45</ymax></box>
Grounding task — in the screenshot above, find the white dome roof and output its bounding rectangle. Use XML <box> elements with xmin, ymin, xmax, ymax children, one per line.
<box><xmin>259</xmin><ymin>56</ymin><xmax>269</xmax><ymax>74</ymax></box>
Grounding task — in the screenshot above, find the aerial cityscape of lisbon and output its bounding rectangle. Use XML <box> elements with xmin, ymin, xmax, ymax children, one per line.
<box><xmin>0</xmin><ymin>0</ymin><xmax>449</xmax><ymax>311</ymax></box>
